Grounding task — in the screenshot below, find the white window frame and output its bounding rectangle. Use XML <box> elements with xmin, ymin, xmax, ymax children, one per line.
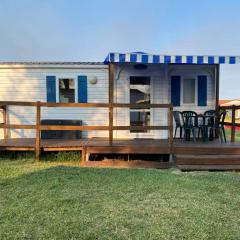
<box><xmin>56</xmin><ymin>77</ymin><xmax>78</xmax><ymax>103</ymax></box>
<box><xmin>181</xmin><ymin>77</ymin><xmax>198</xmax><ymax>106</ymax></box>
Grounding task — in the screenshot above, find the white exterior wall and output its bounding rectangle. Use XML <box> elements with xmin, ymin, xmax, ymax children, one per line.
<box><xmin>169</xmin><ymin>65</ymin><xmax>216</xmax><ymax>138</ymax></box>
<box><xmin>114</xmin><ymin>64</ymin><xmax>216</xmax><ymax>139</ymax></box>
<box><xmin>114</xmin><ymin>64</ymin><xmax>169</xmax><ymax>139</ymax></box>
<box><xmin>0</xmin><ymin>63</ymin><xmax>216</xmax><ymax>140</ymax></box>
<box><xmin>0</xmin><ymin>64</ymin><xmax>109</xmax><ymax>139</ymax></box>
<box><xmin>169</xmin><ymin>65</ymin><xmax>216</xmax><ymax>112</ymax></box>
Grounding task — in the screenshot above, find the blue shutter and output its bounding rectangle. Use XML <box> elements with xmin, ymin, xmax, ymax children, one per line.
<box><xmin>78</xmin><ymin>76</ymin><xmax>88</xmax><ymax>103</ymax></box>
<box><xmin>171</xmin><ymin>76</ymin><xmax>181</xmax><ymax>106</ymax></box>
<box><xmin>198</xmin><ymin>75</ymin><xmax>207</xmax><ymax>106</ymax></box>
<box><xmin>46</xmin><ymin>76</ymin><xmax>56</xmax><ymax>102</ymax></box>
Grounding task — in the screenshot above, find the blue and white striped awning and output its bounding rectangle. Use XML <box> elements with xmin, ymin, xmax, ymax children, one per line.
<box><xmin>104</xmin><ymin>52</ymin><xmax>240</xmax><ymax>64</ymax></box>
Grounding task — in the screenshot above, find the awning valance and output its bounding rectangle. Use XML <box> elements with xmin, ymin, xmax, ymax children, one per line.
<box><xmin>104</xmin><ymin>52</ymin><xmax>240</xmax><ymax>64</ymax></box>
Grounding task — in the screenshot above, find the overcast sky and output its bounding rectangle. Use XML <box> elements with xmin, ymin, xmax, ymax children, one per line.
<box><xmin>0</xmin><ymin>0</ymin><xmax>239</xmax><ymax>99</ymax></box>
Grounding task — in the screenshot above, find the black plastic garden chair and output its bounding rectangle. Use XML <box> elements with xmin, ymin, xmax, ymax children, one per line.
<box><xmin>181</xmin><ymin>111</ymin><xmax>198</xmax><ymax>141</ymax></box>
<box><xmin>173</xmin><ymin>111</ymin><xmax>184</xmax><ymax>139</ymax></box>
<box><xmin>197</xmin><ymin>110</ymin><xmax>218</xmax><ymax>141</ymax></box>
<box><xmin>207</xmin><ymin>110</ymin><xmax>227</xmax><ymax>143</ymax></box>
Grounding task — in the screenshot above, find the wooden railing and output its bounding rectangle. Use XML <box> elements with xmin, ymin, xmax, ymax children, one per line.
<box><xmin>0</xmin><ymin>101</ymin><xmax>173</xmax><ymax>160</ymax></box>
<box><xmin>219</xmin><ymin>105</ymin><xmax>240</xmax><ymax>142</ymax></box>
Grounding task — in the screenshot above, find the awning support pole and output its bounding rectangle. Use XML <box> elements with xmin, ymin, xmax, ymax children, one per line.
<box><xmin>109</xmin><ymin>63</ymin><xmax>114</xmax><ymax>145</ymax></box>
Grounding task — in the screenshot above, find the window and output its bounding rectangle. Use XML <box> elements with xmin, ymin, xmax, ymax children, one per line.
<box><xmin>130</xmin><ymin>112</ymin><xmax>150</xmax><ymax>133</ymax></box>
<box><xmin>129</xmin><ymin>76</ymin><xmax>150</xmax><ymax>133</ymax></box>
<box><xmin>59</xmin><ymin>78</ymin><xmax>75</xmax><ymax>103</ymax></box>
<box><xmin>183</xmin><ymin>78</ymin><xmax>195</xmax><ymax>104</ymax></box>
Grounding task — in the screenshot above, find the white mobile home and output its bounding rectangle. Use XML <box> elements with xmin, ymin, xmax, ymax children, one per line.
<box><xmin>1</xmin><ymin>52</ymin><xmax>240</xmax><ymax>168</ymax></box>
<box><xmin>0</xmin><ymin>53</ymin><xmax>219</xmax><ymax>140</ymax></box>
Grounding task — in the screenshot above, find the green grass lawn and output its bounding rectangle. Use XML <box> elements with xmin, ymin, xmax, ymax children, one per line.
<box><xmin>0</xmin><ymin>159</ymin><xmax>240</xmax><ymax>240</ymax></box>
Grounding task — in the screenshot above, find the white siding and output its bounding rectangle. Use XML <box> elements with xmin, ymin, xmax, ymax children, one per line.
<box><xmin>169</xmin><ymin>65</ymin><xmax>216</xmax><ymax>113</ymax></box>
<box><xmin>114</xmin><ymin>64</ymin><xmax>216</xmax><ymax>139</ymax></box>
<box><xmin>114</xmin><ymin>64</ymin><xmax>169</xmax><ymax>139</ymax></box>
<box><xmin>0</xmin><ymin>63</ymin><xmax>217</xmax><ymax>140</ymax></box>
<box><xmin>169</xmin><ymin>65</ymin><xmax>216</xmax><ymax>138</ymax></box>
<box><xmin>0</xmin><ymin>64</ymin><xmax>109</xmax><ymax>139</ymax></box>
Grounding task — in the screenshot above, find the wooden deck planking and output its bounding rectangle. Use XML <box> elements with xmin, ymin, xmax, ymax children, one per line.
<box><xmin>173</xmin><ymin>140</ymin><xmax>240</xmax><ymax>155</ymax></box>
<box><xmin>178</xmin><ymin>165</ymin><xmax>240</xmax><ymax>170</ymax></box>
<box><xmin>0</xmin><ymin>138</ymin><xmax>87</xmax><ymax>151</ymax></box>
<box><xmin>0</xmin><ymin>138</ymin><xmax>239</xmax><ymax>153</ymax></box>
<box><xmin>0</xmin><ymin>138</ymin><xmax>35</xmax><ymax>151</ymax></box>
<box><xmin>0</xmin><ymin>138</ymin><xmax>35</xmax><ymax>147</ymax></box>
<box><xmin>86</xmin><ymin>138</ymin><xmax>171</xmax><ymax>154</ymax></box>
<box><xmin>1</xmin><ymin>138</ymin><xmax>240</xmax><ymax>169</ymax></box>
<box><xmin>176</xmin><ymin>155</ymin><xmax>240</xmax><ymax>165</ymax></box>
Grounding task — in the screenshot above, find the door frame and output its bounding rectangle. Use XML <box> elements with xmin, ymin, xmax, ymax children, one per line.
<box><xmin>126</xmin><ymin>75</ymin><xmax>154</xmax><ymax>138</ymax></box>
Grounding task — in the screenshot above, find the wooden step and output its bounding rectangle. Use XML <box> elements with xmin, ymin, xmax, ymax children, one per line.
<box><xmin>174</xmin><ymin>146</ymin><xmax>240</xmax><ymax>155</ymax></box>
<box><xmin>177</xmin><ymin>165</ymin><xmax>240</xmax><ymax>171</ymax></box>
<box><xmin>176</xmin><ymin>154</ymin><xmax>240</xmax><ymax>165</ymax></box>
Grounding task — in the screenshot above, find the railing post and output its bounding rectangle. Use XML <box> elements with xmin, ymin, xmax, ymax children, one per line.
<box><xmin>231</xmin><ymin>105</ymin><xmax>236</xmax><ymax>143</ymax></box>
<box><xmin>35</xmin><ymin>101</ymin><xmax>41</xmax><ymax>161</ymax></box>
<box><xmin>215</xmin><ymin>64</ymin><xmax>220</xmax><ymax>109</ymax></box>
<box><xmin>109</xmin><ymin>63</ymin><xmax>114</xmax><ymax>145</ymax></box>
<box><xmin>2</xmin><ymin>105</ymin><xmax>7</xmax><ymax>141</ymax></box>
<box><xmin>168</xmin><ymin>104</ymin><xmax>173</xmax><ymax>149</ymax></box>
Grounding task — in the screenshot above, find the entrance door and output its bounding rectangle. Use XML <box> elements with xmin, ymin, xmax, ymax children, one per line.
<box><xmin>129</xmin><ymin>76</ymin><xmax>151</xmax><ymax>134</ymax></box>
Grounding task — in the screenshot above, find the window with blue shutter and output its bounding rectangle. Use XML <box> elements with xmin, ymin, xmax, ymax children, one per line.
<box><xmin>198</xmin><ymin>75</ymin><xmax>207</xmax><ymax>106</ymax></box>
<box><xmin>46</xmin><ymin>76</ymin><xmax>56</xmax><ymax>102</ymax></box>
<box><xmin>59</xmin><ymin>78</ymin><xmax>75</xmax><ymax>103</ymax></box>
<box><xmin>78</xmin><ymin>76</ymin><xmax>88</xmax><ymax>103</ymax></box>
<box><xmin>171</xmin><ymin>76</ymin><xmax>181</xmax><ymax>106</ymax></box>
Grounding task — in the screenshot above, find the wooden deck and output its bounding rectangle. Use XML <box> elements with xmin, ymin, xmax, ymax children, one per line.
<box><xmin>0</xmin><ymin>138</ymin><xmax>87</xmax><ymax>151</ymax></box>
<box><xmin>0</xmin><ymin>137</ymin><xmax>240</xmax><ymax>170</ymax></box>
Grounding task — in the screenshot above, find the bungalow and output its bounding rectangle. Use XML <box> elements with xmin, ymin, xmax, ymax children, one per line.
<box><xmin>0</xmin><ymin>53</ymin><xmax>222</xmax><ymax>139</ymax></box>
<box><xmin>0</xmin><ymin>52</ymin><xmax>240</xmax><ymax>169</ymax></box>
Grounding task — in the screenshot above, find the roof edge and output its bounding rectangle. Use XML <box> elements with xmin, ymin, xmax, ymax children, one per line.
<box><xmin>0</xmin><ymin>61</ymin><xmax>104</xmax><ymax>65</ymax></box>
